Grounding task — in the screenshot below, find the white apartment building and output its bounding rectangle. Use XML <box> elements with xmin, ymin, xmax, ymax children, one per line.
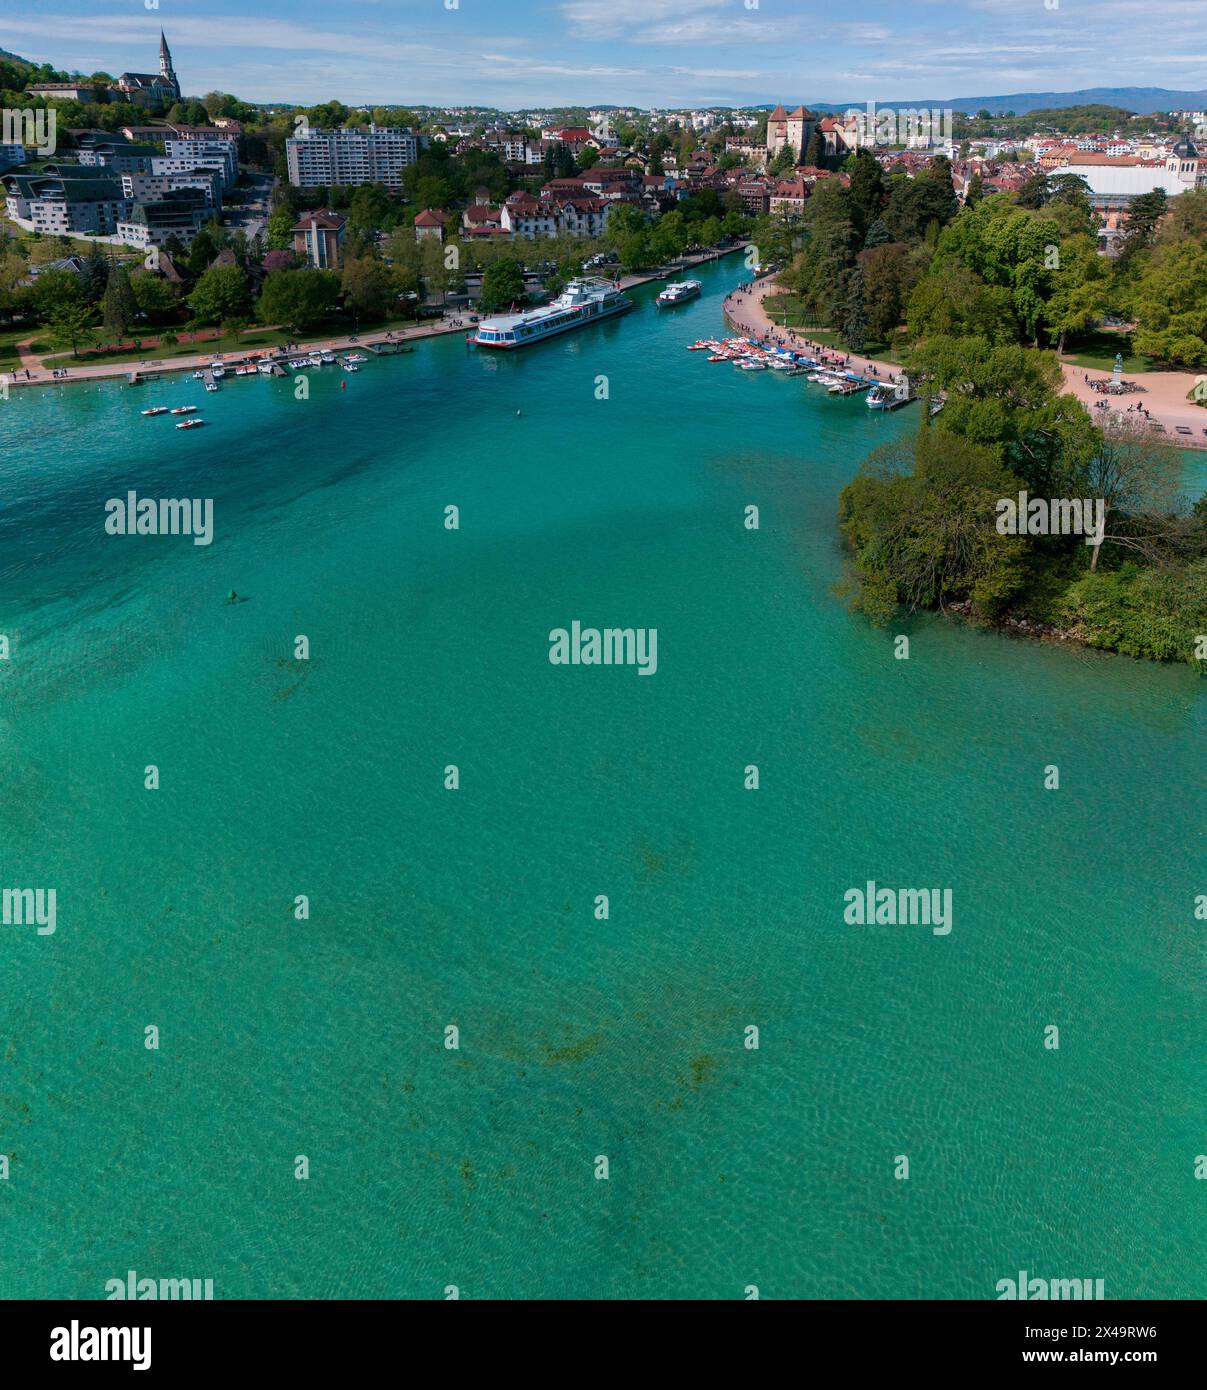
<box><xmin>122</xmin><ymin>169</ymin><xmax>222</xmax><ymax>209</ymax></box>
<box><xmin>286</xmin><ymin>125</ymin><xmax>419</xmax><ymax>189</ymax></box>
<box><xmin>163</xmin><ymin>137</ymin><xmax>236</xmax><ymax>184</ymax></box>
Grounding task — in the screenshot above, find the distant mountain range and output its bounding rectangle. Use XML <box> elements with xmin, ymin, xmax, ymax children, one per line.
<box><xmin>775</xmin><ymin>88</ymin><xmax>1207</xmax><ymax>116</ymax></box>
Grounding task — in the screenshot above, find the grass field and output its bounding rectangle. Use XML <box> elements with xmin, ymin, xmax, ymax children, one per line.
<box><xmin>40</xmin><ymin>316</ymin><xmax>420</xmax><ymax>367</ymax></box>
<box><xmin>44</xmin><ymin>327</ymin><xmax>295</xmax><ymax>367</ymax></box>
<box><xmin>1059</xmin><ymin>331</ymin><xmax>1146</xmax><ymax>372</ymax></box>
<box><xmin>762</xmin><ymin>295</ymin><xmax>896</xmax><ymax>357</ymax></box>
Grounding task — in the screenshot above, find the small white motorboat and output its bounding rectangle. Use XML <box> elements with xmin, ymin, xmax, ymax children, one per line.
<box><xmin>141</xmin><ymin>406</ymin><xmax>169</xmax><ymax>417</ymax></box>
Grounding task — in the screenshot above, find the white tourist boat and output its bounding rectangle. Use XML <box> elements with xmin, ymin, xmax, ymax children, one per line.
<box><xmin>256</xmin><ymin>360</ymin><xmax>275</xmax><ymax>375</ymax></box>
<box><xmin>472</xmin><ymin>277</ymin><xmax>632</xmax><ymax>349</ymax></box>
<box><xmin>320</xmin><ymin>351</ymin><xmax>336</xmax><ymax>364</ymax></box>
<box><xmin>656</xmin><ymin>279</ymin><xmax>702</xmax><ymax>308</ymax></box>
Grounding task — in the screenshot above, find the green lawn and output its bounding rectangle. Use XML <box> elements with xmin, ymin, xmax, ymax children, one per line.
<box><xmin>44</xmin><ymin>327</ymin><xmax>296</xmax><ymax>367</ymax></box>
<box><xmin>1058</xmin><ymin>331</ymin><xmax>1145</xmax><ymax>372</ymax></box>
<box><xmin>762</xmin><ymin>295</ymin><xmax>897</xmax><ymax>357</ymax></box>
<box><xmin>42</xmin><ymin>316</ymin><xmax>423</xmax><ymax>368</ymax></box>
<box><xmin>0</xmin><ymin>326</ymin><xmax>29</xmax><ymax>372</ymax></box>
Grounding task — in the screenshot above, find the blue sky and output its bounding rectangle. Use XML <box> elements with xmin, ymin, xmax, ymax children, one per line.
<box><xmin>2</xmin><ymin>0</ymin><xmax>1204</xmax><ymax>108</ymax></box>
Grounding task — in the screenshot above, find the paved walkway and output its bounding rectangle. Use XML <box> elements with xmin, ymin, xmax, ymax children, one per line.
<box><xmin>4</xmin><ymin>245</ymin><xmax>747</xmax><ymax>392</ymax></box>
<box><xmin>721</xmin><ymin>274</ymin><xmax>1207</xmax><ymax>449</ymax></box>
<box><xmin>4</xmin><ymin>316</ymin><xmax>473</xmax><ymax>389</ymax></box>
<box><xmin>722</xmin><ymin>274</ymin><xmax>908</xmax><ymax>385</ymax></box>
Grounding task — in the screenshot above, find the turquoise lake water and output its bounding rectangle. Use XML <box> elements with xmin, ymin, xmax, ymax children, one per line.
<box><xmin>1</xmin><ymin>255</ymin><xmax>1205</xmax><ymax>1299</ymax></box>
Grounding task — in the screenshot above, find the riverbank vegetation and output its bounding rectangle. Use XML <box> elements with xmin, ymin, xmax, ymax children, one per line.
<box><xmin>812</xmin><ymin>155</ymin><xmax>1207</xmax><ymax>663</ymax></box>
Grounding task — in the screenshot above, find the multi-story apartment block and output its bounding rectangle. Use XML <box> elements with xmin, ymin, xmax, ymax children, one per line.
<box><xmin>116</xmin><ymin>187</ymin><xmax>210</xmax><ymax>248</ymax></box>
<box><xmin>4</xmin><ymin>172</ymin><xmax>129</xmax><ymax>235</ymax></box>
<box><xmin>0</xmin><ymin>144</ymin><xmax>30</xmax><ymax>172</ymax></box>
<box><xmin>286</xmin><ymin>125</ymin><xmax>418</xmax><ymax>190</ymax></box>
<box><xmin>162</xmin><ymin>138</ymin><xmax>237</xmax><ymax>185</ymax></box>
<box><xmin>78</xmin><ymin>143</ymin><xmax>160</xmax><ymax>176</ymax></box>
<box><xmin>121</xmin><ymin>168</ymin><xmax>223</xmax><ymax>211</ymax></box>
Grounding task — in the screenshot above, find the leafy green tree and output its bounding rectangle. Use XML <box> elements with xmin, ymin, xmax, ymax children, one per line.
<box><xmin>479</xmin><ymin>256</ymin><xmax>525</xmax><ymax>312</ymax></box>
<box><xmin>846</xmin><ymin>150</ymin><xmax>885</xmax><ymax>243</ymax></box>
<box><xmin>1130</xmin><ymin>240</ymin><xmax>1207</xmax><ymax>368</ymax></box>
<box><xmin>101</xmin><ymin>263</ymin><xmax>137</xmax><ymax>339</ymax></box>
<box><xmin>82</xmin><ymin>241</ymin><xmax>110</xmax><ymax>302</ymax></box>
<box><xmin>838</xmin><ymin>428</ymin><xmax>1028</xmax><ymax>622</ymax></box>
<box><xmin>347</xmin><ymin>183</ymin><xmax>397</xmax><ymax>237</ymax></box>
<box><xmin>32</xmin><ymin>267</ymin><xmax>84</xmax><ymax>323</ymax></box>
<box><xmin>188</xmin><ymin>265</ymin><xmax>252</xmax><ymax>325</ymax></box>
<box><xmin>266</xmin><ymin>207</ymin><xmax>296</xmax><ymax>252</ymax></box>
<box><xmin>860</xmin><ymin>241</ymin><xmax>924</xmax><ymax>342</ymax></box>
<box><xmin>906</xmin><ymin>334</ymin><xmax>1097</xmax><ymax>494</ymax></box>
<box><xmin>1157</xmin><ymin>187</ymin><xmax>1207</xmax><ymax>248</ymax></box>
<box><xmin>1015</xmin><ymin>171</ymin><xmax>1052</xmax><ymax>209</ymax></box>
<box><xmin>342</xmin><ymin>254</ymin><xmax>396</xmax><ymax>318</ymax></box>
<box><xmin>1044</xmin><ymin>233</ymin><xmax>1109</xmax><ymax>354</ymax></box>
<box><xmin>0</xmin><ymin>246</ymin><xmax>30</xmax><ymax>324</ymax></box>
<box><xmin>768</xmin><ymin>143</ymin><xmax>796</xmax><ymax>176</ymax></box>
<box><xmin>130</xmin><ymin>273</ymin><xmax>176</xmax><ymax>324</ymax></box>
<box><xmin>1119</xmin><ymin>189</ymin><xmax>1168</xmax><ymax>264</ymax></box>
<box><xmin>257</xmin><ymin>268</ymin><xmax>341</xmax><ymax>331</ymax></box>
<box><xmin>48</xmin><ymin>302</ymin><xmax>96</xmax><ymax>358</ymax></box>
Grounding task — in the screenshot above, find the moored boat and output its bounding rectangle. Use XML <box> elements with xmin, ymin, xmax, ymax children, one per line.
<box><xmin>176</xmin><ymin>418</ymin><xmax>206</xmax><ymax>430</ymax></box>
<box><xmin>472</xmin><ymin>277</ymin><xmax>632</xmax><ymax>349</ymax></box>
<box><xmin>656</xmin><ymin>279</ymin><xmax>702</xmax><ymax>308</ymax></box>
<box><xmin>141</xmin><ymin>406</ymin><xmax>168</xmax><ymax>416</ymax></box>
<box><xmin>170</xmin><ymin>405</ymin><xmax>197</xmax><ymax>415</ymax></box>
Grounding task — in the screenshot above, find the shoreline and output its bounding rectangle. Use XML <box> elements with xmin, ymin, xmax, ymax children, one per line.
<box><xmin>1</xmin><ymin>244</ymin><xmax>746</xmax><ymax>393</ymax></box>
<box><xmin>723</xmin><ymin>273</ymin><xmax>1207</xmax><ymax>450</ymax></box>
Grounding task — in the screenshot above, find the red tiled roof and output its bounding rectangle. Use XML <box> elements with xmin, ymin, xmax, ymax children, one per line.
<box><xmin>292</xmin><ymin>211</ymin><xmax>346</xmax><ymax>232</ymax></box>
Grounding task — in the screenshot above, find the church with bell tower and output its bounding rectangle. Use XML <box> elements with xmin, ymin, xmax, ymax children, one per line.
<box><xmin>113</xmin><ymin>29</ymin><xmax>182</xmax><ymax>109</ymax></box>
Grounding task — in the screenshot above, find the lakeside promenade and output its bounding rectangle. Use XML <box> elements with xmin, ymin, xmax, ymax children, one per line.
<box><xmin>723</xmin><ymin>273</ymin><xmax>1207</xmax><ymax>450</ymax></box>
<box><xmin>1</xmin><ymin>245</ymin><xmax>744</xmax><ymax>392</ymax></box>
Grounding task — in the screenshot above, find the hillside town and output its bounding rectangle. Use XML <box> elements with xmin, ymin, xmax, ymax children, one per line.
<box><xmin>0</xmin><ymin>31</ymin><xmax>1205</xmax><ymax>399</ymax></box>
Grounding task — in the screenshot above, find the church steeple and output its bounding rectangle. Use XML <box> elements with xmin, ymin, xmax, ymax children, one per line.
<box><xmin>158</xmin><ymin>29</ymin><xmax>179</xmax><ymax>103</ymax></box>
<box><xmin>159</xmin><ymin>30</ymin><xmax>175</xmax><ymax>83</ymax></box>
